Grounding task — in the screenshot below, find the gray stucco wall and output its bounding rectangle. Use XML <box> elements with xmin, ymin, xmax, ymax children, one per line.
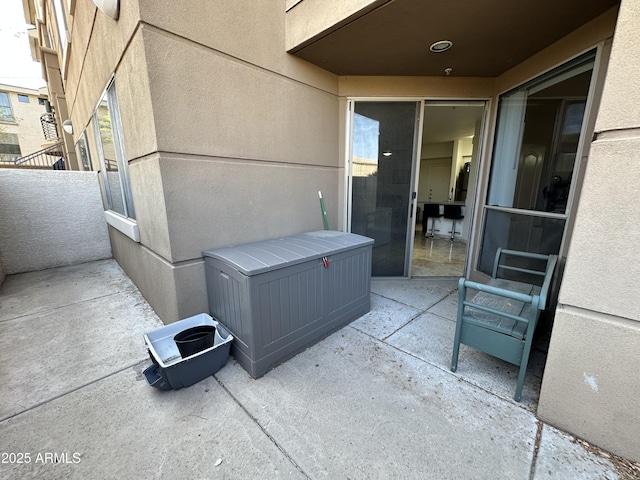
<box><xmin>0</xmin><ymin>169</ymin><xmax>111</xmax><ymax>275</ymax></box>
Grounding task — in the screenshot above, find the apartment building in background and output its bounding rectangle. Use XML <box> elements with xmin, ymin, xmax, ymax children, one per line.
<box><xmin>0</xmin><ymin>83</ymin><xmax>50</xmax><ymax>162</ymax></box>
<box><xmin>20</xmin><ymin>0</ymin><xmax>639</xmax><ymax>463</ymax></box>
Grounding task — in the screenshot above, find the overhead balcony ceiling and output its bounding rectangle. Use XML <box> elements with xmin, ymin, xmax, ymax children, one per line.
<box><xmin>289</xmin><ymin>0</ymin><xmax>619</xmax><ymax>76</ymax></box>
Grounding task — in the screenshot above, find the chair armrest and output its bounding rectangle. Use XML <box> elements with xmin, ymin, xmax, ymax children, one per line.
<box><xmin>460</xmin><ymin>278</ymin><xmax>534</xmax><ymax>304</ymax></box>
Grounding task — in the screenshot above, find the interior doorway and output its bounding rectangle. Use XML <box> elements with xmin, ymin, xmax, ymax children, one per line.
<box><xmin>412</xmin><ymin>102</ymin><xmax>486</xmax><ymax>277</ymax></box>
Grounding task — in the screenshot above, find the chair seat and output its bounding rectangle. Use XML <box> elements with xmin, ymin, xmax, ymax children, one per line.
<box><xmin>462</xmin><ymin>279</ymin><xmax>538</xmax><ymax>339</ymax></box>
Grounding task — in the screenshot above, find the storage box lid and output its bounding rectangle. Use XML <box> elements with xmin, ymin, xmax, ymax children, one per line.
<box><xmin>202</xmin><ymin>230</ymin><xmax>373</xmax><ymax>276</ymax></box>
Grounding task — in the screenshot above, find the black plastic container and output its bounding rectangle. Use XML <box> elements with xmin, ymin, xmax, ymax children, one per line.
<box><xmin>174</xmin><ymin>325</ymin><xmax>215</xmax><ymax>358</ymax></box>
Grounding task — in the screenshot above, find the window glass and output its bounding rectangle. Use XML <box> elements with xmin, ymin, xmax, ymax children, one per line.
<box><xmin>0</xmin><ymin>132</ymin><xmax>22</xmax><ymax>162</ymax></box>
<box><xmin>487</xmin><ymin>52</ymin><xmax>595</xmax><ymax>214</ymax></box>
<box><xmin>0</xmin><ymin>92</ymin><xmax>14</xmax><ymax>122</ymax></box>
<box><xmin>93</xmin><ymin>81</ymin><xmax>135</xmax><ymax>219</ymax></box>
<box><xmin>478</xmin><ymin>209</ymin><xmax>565</xmax><ymax>280</ymax></box>
<box><xmin>478</xmin><ymin>50</ymin><xmax>596</xmax><ymax>278</ymax></box>
<box><xmin>52</xmin><ymin>0</ymin><xmax>68</xmax><ymax>48</ymax></box>
<box><xmin>18</xmin><ymin>95</ymin><xmax>29</xmax><ymax>103</ymax></box>
<box><xmin>76</xmin><ymin>131</ymin><xmax>93</xmax><ymax>171</ymax></box>
<box><xmin>38</xmin><ymin>98</ymin><xmax>46</xmax><ymax>105</ymax></box>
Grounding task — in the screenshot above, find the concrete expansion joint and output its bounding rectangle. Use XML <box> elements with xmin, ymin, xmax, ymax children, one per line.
<box><xmin>214</xmin><ymin>375</ymin><xmax>312</xmax><ymax>479</ymax></box>
<box><xmin>0</xmin><ymin>291</ymin><xmax>130</xmax><ymax>325</ymax></box>
<box><xmin>0</xmin><ymin>360</ymin><xmax>147</xmax><ymax>425</ymax></box>
<box><xmin>592</xmin><ymin>127</ymin><xmax>640</xmax><ymax>142</ymax></box>
<box><xmin>371</xmin><ymin>329</ymin><xmax>538</xmax><ymax>415</ymax></box>
<box><xmin>528</xmin><ymin>421</ymin><xmax>544</xmax><ymax>480</ymax></box>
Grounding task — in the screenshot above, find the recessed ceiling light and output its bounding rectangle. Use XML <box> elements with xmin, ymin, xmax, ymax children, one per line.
<box><xmin>429</xmin><ymin>40</ymin><xmax>453</xmax><ymax>53</ymax></box>
<box><xmin>382</xmin><ymin>150</ymin><xmax>392</xmax><ymax>157</ymax></box>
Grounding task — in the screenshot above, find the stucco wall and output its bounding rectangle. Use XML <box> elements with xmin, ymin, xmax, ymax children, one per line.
<box><xmin>0</xmin><ymin>169</ymin><xmax>111</xmax><ymax>274</ymax></box>
<box><xmin>60</xmin><ymin>0</ymin><xmax>342</xmax><ymax>323</ymax></box>
<box><xmin>538</xmin><ymin>0</ymin><xmax>640</xmax><ymax>463</ymax></box>
<box><xmin>285</xmin><ymin>0</ymin><xmax>380</xmax><ymax>51</ymax></box>
<box><xmin>129</xmin><ymin>1</ymin><xmax>341</xmax><ymax>321</ymax></box>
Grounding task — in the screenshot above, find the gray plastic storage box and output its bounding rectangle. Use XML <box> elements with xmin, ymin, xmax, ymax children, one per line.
<box><xmin>143</xmin><ymin>313</ymin><xmax>233</xmax><ymax>390</ymax></box>
<box><xmin>203</xmin><ymin>230</ymin><xmax>374</xmax><ymax>378</ymax></box>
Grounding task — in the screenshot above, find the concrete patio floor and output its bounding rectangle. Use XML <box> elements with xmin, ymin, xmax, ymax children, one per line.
<box><xmin>0</xmin><ymin>259</ymin><xmax>630</xmax><ymax>479</ymax></box>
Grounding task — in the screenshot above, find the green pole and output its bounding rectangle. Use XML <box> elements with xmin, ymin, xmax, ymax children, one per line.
<box><xmin>318</xmin><ymin>191</ymin><xmax>329</xmax><ymax>230</ymax></box>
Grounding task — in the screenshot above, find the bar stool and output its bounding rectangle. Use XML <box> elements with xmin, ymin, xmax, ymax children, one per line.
<box><xmin>422</xmin><ymin>203</ymin><xmax>442</xmax><ymax>238</ymax></box>
<box><xmin>443</xmin><ymin>204</ymin><xmax>464</xmax><ymax>241</ymax></box>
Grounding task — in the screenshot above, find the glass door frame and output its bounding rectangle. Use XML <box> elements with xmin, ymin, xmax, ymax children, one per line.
<box><xmin>345</xmin><ymin>97</ymin><xmax>490</xmax><ymax>278</ymax></box>
<box><xmin>345</xmin><ymin>98</ymin><xmax>424</xmax><ymax>278</ymax></box>
<box><xmin>468</xmin><ymin>42</ymin><xmax>612</xmax><ymax>283</ymax></box>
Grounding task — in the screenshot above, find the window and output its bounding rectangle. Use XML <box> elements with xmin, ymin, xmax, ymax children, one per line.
<box><xmin>478</xmin><ymin>50</ymin><xmax>596</xmax><ymax>276</ymax></box>
<box><xmin>0</xmin><ymin>132</ymin><xmax>22</xmax><ymax>162</ymax></box>
<box><xmin>487</xmin><ymin>52</ymin><xmax>594</xmax><ymax>215</ymax></box>
<box><xmin>18</xmin><ymin>95</ymin><xmax>29</xmax><ymax>103</ymax></box>
<box><xmin>76</xmin><ymin>131</ymin><xmax>93</xmax><ymax>171</ymax></box>
<box><xmin>38</xmin><ymin>98</ymin><xmax>46</xmax><ymax>105</ymax></box>
<box><xmin>92</xmin><ymin>80</ymin><xmax>138</xmax><ymax>241</ymax></box>
<box><xmin>0</xmin><ymin>92</ymin><xmax>14</xmax><ymax>122</ymax></box>
<box><xmin>52</xmin><ymin>0</ymin><xmax>68</xmax><ymax>48</ymax></box>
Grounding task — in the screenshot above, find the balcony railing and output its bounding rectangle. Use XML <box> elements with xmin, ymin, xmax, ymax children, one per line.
<box><xmin>0</xmin><ymin>142</ymin><xmax>66</xmax><ymax>169</ymax></box>
<box><xmin>40</xmin><ymin>112</ymin><xmax>59</xmax><ymax>141</ymax></box>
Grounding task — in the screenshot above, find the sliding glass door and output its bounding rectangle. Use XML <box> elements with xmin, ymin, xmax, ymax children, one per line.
<box><xmin>349</xmin><ymin>101</ymin><xmax>420</xmax><ymax>276</ymax></box>
<box><xmin>479</xmin><ymin>51</ymin><xmax>596</xmax><ymax>275</ymax></box>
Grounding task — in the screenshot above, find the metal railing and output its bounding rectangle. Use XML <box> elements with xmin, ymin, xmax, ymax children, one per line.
<box><xmin>40</xmin><ymin>112</ymin><xmax>59</xmax><ymax>141</ymax></box>
<box><xmin>0</xmin><ymin>142</ymin><xmax>66</xmax><ymax>169</ymax></box>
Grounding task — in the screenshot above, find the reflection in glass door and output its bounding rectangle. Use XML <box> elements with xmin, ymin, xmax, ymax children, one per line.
<box><xmin>349</xmin><ymin>101</ymin><xmax>419</xmax><ymax>276</ymax></box>
<box><xmin>479</xmin><ymin>50</ymin><xmax>596</xmax><ymax>276</ymax></box>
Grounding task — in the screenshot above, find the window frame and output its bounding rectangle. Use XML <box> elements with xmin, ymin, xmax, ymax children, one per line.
<box><xmin>91</xmin><ymin>79</ymin><xmax>139</xmax><ymax>242</ymax></box>
<box><xmin>18</xmin><ymin>94</ymin><xmax>30</xmax><ymax>103</ymax></box>
<box><xmin>0</xmin><ymin>92</ymin><xmax>15</xmax><ymax>123</ymax></box>
<box><xmin>476</xmin><ymin>49</ymin><xmax>600</xmax><ymax>276</ymax></box>
<box><xmin>51</xmin><ymin>0</ymin><xmax>68</xmax><ymax>50</ymax></box>
<box><xmin>0</xmin><ymin>132</ymin><xmax>22</xmax><ymax>161</ymax></box>
<box><xmin>76</xmin><ymin>130</ymin><xmax>93</xmax><ymax>171</ymax></box>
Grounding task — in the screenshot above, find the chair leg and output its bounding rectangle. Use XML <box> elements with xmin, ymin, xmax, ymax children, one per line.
<box><xmin>514</xmin><ymin>333</ymin><xmax>536</xmax><ymax>402</ymax></box>
<box><xmin>514</xmin><ymin>363</ymin><xmax>527</xmax><ymax>402</ymax></box>
<box><xmin>451</xmin><ymin>279</ymin><xmax>467</xmax><ymax>372</ymax></box>
<box><xmin>449</xmin><ymin>219</ymin><xmax>457</xmax><ymax>241</ymax></box>
<box><xmin>425</xmin><ymin>217</ymin><xmax>436</xmax><ymax>238</ymax></box>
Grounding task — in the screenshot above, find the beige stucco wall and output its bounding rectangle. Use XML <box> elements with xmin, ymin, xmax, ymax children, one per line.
<box><xmin>285</xmin><ymin>0</ymin><xmax>380</xmax><ymax>51</ymax></box>
<box><xmin>66</xmin><ymin>0</ymin><xmax>143</xmax><ymax>138</ymax></box>
<box><xmin>59</xmin><ymin>0</ymin><xmax>341</xmax><ymax>323</ymax></box>
<box><xmin>129</xmin><ymin>1</ymin><xmax>341</xmax><ymax>321</ymax></box>
<box><xmin>538</xmin><ymin>0</ymin><xmax>640</xmax><ymax>463</ymax></box>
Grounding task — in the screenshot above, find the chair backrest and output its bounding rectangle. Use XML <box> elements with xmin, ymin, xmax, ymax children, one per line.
<box><xmin>443</xmin><ymin>204</ymin><xmax>463</xmax><ymax>219</ymax></box>
<box><xmin>423</xmin><ymin>203</ymin><xmax>441</xmax><ymax>217</ymax></box>
<box><xmin>492</xmin><ymin>248</ymin><xmax>558</xmax><ymax>309</ymax></box>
